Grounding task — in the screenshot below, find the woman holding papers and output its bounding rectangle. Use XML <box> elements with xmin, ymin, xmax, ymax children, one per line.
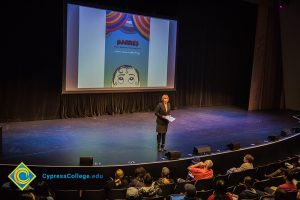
<box><xmin>155</xmin><ymin>94</ymin><xmax>174</xmax><ymax>152</ymax></box>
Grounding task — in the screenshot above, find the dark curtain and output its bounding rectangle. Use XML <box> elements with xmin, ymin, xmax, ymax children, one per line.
<box><xmin>1</xmin><ymin>0</ymin><xmax>257</xmax><ymax>122</ymax></box>
<box><xmin>248</xmin><ymin>0</ymin><xmax>284</xmax><ymax>110</ymax></box>
<box><xmin>176</xmin><ymin>1</ymin><xmax>257</xmax><ymax>107</ymax></box>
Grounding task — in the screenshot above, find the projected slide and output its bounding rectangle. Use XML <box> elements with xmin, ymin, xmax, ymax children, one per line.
<box><xmin>64</xmin><ymin>3</ymin><xmax>177</xmax><ymax>93</ymax></box>
<box><xmin>105</xmin><ymin>11</ymin><xmax>150</xmax><ymax>88</ymax></box>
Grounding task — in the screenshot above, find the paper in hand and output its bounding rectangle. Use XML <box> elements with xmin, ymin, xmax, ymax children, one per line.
<box><xmin>165</xmin><ymin>115</ymin><xmax>176</xmax><ymax>122</ymax></box>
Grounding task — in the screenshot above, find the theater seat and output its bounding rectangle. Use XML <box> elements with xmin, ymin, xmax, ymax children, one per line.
<box><xmin>55</xmin><ymin>190</ymin><xmax>80</xmax><ymax>200</ymax></box>
<box><xmin>81</xmin><ymin>189</ymin><xmax>106</xmax><ymax>200</ymax></box>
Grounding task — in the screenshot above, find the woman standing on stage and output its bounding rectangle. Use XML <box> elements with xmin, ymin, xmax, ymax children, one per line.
<box><xmin>155</xmin><ymin>94</ymin><xmax>171</xmax><ymax>152</ymax></box>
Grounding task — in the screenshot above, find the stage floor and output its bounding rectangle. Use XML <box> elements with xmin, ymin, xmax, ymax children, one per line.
<box><xmin>1</xmin><ymin>106</ymin><xmax>298</xmax><ymax>166</ymax></box>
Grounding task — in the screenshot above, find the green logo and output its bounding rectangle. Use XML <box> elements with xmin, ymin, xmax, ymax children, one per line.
<box><xmin>8</xmin><ymin>162</ymin><xmax>36</xmax><ymax>190</ymax></box>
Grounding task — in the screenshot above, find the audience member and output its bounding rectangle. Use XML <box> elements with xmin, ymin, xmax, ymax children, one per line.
<box><xmin>19</xmin><ymin>192</ymin><xmax>36</xmax><ymax>200</ymax></box>
<box><xmin>265</xmin><ymin>171</ymin><xmax>297</xmax><ymax>195</ymax></box>
<box><xmin>138</xmin><ymin>173</ymin><xmax>162</xmax><ymax>198</ymax></box>
<box><xmin>208</xmin><ymin>179</ymin><xmax>233</xmax><ymax>200</ymax></box>
<box><xmin>129</xmin><ymin>167</ymin><xmax>146</xmax><ymax>188</ymax></box>
<box><xmin>274</xmin><ymin>188</ymin><xmax>288</xmax><ymax>200</ymax></box>
<box><xmin>1</xmin><ymin>180</ymin><xmax>33</xmax><ymax>191</ymax></box>
<box><xmin>156</xmin><ymin>167</ymin><xmax>174</xmax><ymax>185</ymax></box>
<box><xmin>183</xmin><ymin>183</ymin><xmax>199</xmax><ymax>200</ymax></box>
<box><xmin>34</xmin><ymin>181</ymin><xmax>54</xmax><ymax>200</ymax></box>
<box><xmin>265</xmin><ymin>157</ymin><xmax>300</xmax><ymax>178</ymax></box>
<box><xmin>1</xmin><ymin>180</ymin><xmax>34</xmax><ymax>199</ymax></box>
<box><xmin>277</xmin><ymin>171</ymin><xmax>297</xmax><ymax>192</ymax></box>
<box><xmin>227</xmin><ymin>154</ymin><xmax>254</xmax><ymax>174</ymax></box>
<box><xmin>187</xmin><ymin>160</ymin><xmax>214</xmax><ymax>183</ymax></box>
<box><xmin>104</xmin><ymin>169</ymin><xmax>129</xmax><ymax>193</ymax></box>
<box><xmin>126</xmin><ymin>187</ymin><xmax>140</xmax><ymax>200</ymax></box>
<box><xmin>238</xmin><ymin>176</ymin><xmax>264</xmax><ymax>200</ymax></box>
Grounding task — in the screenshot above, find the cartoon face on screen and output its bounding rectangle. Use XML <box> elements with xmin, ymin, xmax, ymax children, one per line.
<box><xmin>112</xmin><ymin>65</ymin><xmax>140</xmax><ymax>87</ymax></box>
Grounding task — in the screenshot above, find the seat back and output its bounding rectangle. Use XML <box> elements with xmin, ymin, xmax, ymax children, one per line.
<box><xmin>81</xmin><ymin>189</ymin><xmax>106</xmax><ymax>200</ymax></box>
<box><xmin>108</xmin><ymin>188</ymin><xmax>127</xmax><ymax>200</ymax></box>
<box><xmin>174</xmin><ymin>180</ymin><xmax>194</xmax><ymax>194</ymax></box>
<box><xmin>269</xmin><ymin>175</ymin><xmax>285</xmax><ymax>187</ymax></box>
<box><xmin>265</xmin><ymin>162</ymin><xmax>283</xmax><ymax>175</ymax></box>
<box><xmin>195</xmin><ymin>178</ymin><xmax>213</xmax><ymax>191</ymax></box>
<box><xmin>228</xmin><ymin>169</ymin><xmax>256</xmax><ymax>186</ymax></box>
<box><xmin>294</xmin><ymin>171</ymin><xmax>300</xmax><ymax>180</ymax></box>
<box><xmin>159</xmin><ymin>183</ymin><xmax>175</xmax><ymax>197</ymax></box>
<box><xmin>232</xmin><ymin>184</ymin><xmax>246</xmax><ymax>195</ymax></box>
<box><xmin>55</xmin><ymin>190</ymin><xmax>80</xmax><ymax>200</ymax></box>
<box><xmin>239</xmin><ymin>197</ymin><xmax>260</xmax><ymax>200</ymax></box>
<box><xmin>242</xmin><ymin>168</ymin><xmax>257</xmax><ymax>179</ymax></box>
<box><xmin>253</xmin><ymin>179</ymin><xmax>271</xmax><ymax>191</ymax></box>
<box><xmin>142</xmin><ymin>196</ymin><xmax>164</xmax><ymax>200</ymax></box>
<box><xmin>228</xmin><ymin>171</ymin><xmax>243</xmax><ymax>186</ymax></box>
<box><xmin>289</xmin><ymin>156</ymin><xmax>300</xmax><ymax>164</ymax></box>
<box><xmin>212</xmin><ymin>174</ymin><xmax>229</xmax><ymax>186</ymax></box>
<box><xmin>196</xmin><ymin>189</ymin><xmax>213</xmax><ymax>200</ymax></box>
<box><xmin>255</xmin><ymin>164</ymin><xmax>269</xmax><ymax>180</ymax></box>
<box><xmin>286</xmin><ymin>191</ymin><xmax>297</xmax><ymax>200</ymax></box>
<box><xmin>226</xmin><ymin>185</ymin><xmax>235</xmax><ymax>193</ymax></box>
<box><xmin>0</xmin><ymin>190</ymin><xmax>23</xmax><ymax>199</ymax></box>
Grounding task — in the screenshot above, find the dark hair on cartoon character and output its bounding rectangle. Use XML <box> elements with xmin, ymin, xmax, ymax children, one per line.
<box><xmin>112</xmin><ymin>65</ymin><xmax>140</xmax><ymax>87</ymax></box>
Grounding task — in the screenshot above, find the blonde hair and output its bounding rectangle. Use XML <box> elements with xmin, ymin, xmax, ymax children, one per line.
<box><xmin>161</xmin><ymin>94</ymin><xmax>169</xmax><ymax>102</ymax></box>
<box><xmin>204</xmin><ymin>160</ymin><xmax>213</xmax><ymax>170</ymax></box>
<box><xmin>114</xmin><ymin>169</ymin><xmax>125</xmax><ymax>186</ymax></box>
<box><xmin>161</xmin><ymin>177</ymin><xmax>171</xmax><ymax>185</ymax></box>
<box><xmin>244</xmin><ymin>154</ymin><xmax>254</xmax><ymax>163</ymax></box>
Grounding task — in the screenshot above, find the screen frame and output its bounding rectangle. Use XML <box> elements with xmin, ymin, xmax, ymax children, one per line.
<box><xmin>62</xmin><ymin>1</ymin><xmax>179</xmax><ymax>94</ymax></box>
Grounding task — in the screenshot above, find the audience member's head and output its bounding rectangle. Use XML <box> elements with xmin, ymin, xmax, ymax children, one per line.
<box><xmin>35</xmin><ymin>181</ymin><xmax>50</xmax><ymax>197</ymax></box>
<box><xmin>274</xmin><ymin>188</ymin><xmax>287</xmax><ymax>200</ymax></box>
<box><xmin>285</xmin><ymin>171</ymin><xmax>294</xmax><ymax>182</ymax></box>
<box><xmin>115</xmin><ymin>169</ymin><xmax>125</xmax><ymax>186</ymax></box>
<box><xmin>161</xmin><ymin>167</ymin><xmax>170</xmax><ymax>178</ymax></box>
<box><xmin>115</xmin><ymin>169</ymin><xmax>125</xmax><ymax>180</ymax></box>
<box><xmin>134</xmin><ymin>166</ymin><xmax>146</xmax><ymax>180</ymax></box>
<box><xmin>244</xmin><ymin>154</ymin><xmax>254</xmax><ymax>163</ymax></box>
<box><xmin>126</xmin><ymin>187</ymin><xmax>140</xmax><ymax>200</ymax></box>
<box><xmin>20</xmin><ymin>192</ymin><xmax>35</xmax><ymax>200</ymax></box>
<box><xmin>213</xmin><ymin>179</ymin><xmax>228</xmax><ymax>200</ymax></box>
<box><xmin>184</xmin><ymin>183</ymin><xmax>196</xmax><ymax>198</ymax></box>
<box><xmin>143</xmin><ymin>173</ymin><xmax>153</xmax><ymax>186</ymax></box>
<box><xmin>160</xmin><ymin>167</ymin><xmax>172</xmax><ymax>184</ymax></box>
<box><xmin>243</xmin><ymin>176</ymin><xmax>254</xmax><ymax>189</ymax></box>
<box><xmin>204</xmin><ymin>160</ymin><xmax>214</xmax><ymax>170</ymax></box>
<box><xmin>1</xmin><ymin>180</ymin><xmax>19</xmax><ymax>191</ymax></box>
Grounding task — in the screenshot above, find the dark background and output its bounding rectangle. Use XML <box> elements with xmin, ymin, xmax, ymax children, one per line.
<box><xmin>1</xmin><ymin>0</ymin><xmax>257</xmax><ymax>122</ymax></box>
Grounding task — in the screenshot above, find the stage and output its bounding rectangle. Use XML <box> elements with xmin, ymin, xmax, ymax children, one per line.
<box><xmin>0</xmin><ymin>106</ymin><xmax>298</xmax><ymax>166</ymax></box>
